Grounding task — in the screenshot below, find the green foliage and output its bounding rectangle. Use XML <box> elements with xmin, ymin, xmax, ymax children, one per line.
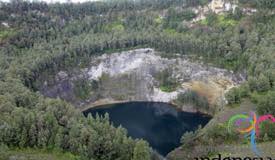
<box><xmin>104</xmin><ymin>22</ymin><xmax>125</xmax><ymax>33</ymax></box>
<box><xmin>226</xmin><ymin>88</ymin><xmax>241</xmax><ymax>105</ymax></box>
<box><xmin>186</xmin><ymin>0</ymin><xmax>211</xmax><ymax>7</ymax></box>
<box><xmin>217</xmin><ymin>15</ymin><xmax>238</xmax><ymax>28</ymax></box>
<box><xmin>0</xmin><ymin>28</ymin><xmax>16</xmax><ymax>40</ymax></box>
<box><xmin>164</xmin><ymin>8</ymin><xmax>196</xmax><ymax>32</ymax></box>
<box><xmin>0</xmin><ymin>100</ymin><xmax>147</xmax><ymax>160</ymax></box>
<box><xmin>159</xmin><ymin>86</ymin><xmax>175</xmax><ymax>92</ymax></box>
<box><xmin>164</xmin><ymin>28</ymin><xmax>178</xmax><ymax>35</ymax></box>
<box><xmin>256</xmin><ymin>91</ymin><xmax>275</xmax><ymax>115</ymax></box>
<box><xmin>203</xmin><ymin>13</ymin><xmax>238</xmax><ymax>28</ymax></box>
<box><xmin>181</xmin><ymin>125</ymin><xmax>202</xmax><ymax>148</ymax></box>
<box><xmin>0</xmin><ymin>0</ymin><xmax>275</xmax><ymax>158</ymax></box>
<box><xmin>259</xmin><ymin>121</ymin><xmax>275</xmax><ymax>142</ymax></box>
<box><xmin>175</xmin><ymin>90</ymin><xmax>209</xmax><ymax>111</ymax></box>
<box><xmin>248</xmin><ymin>74</ymin><xmax>271</xmax><ymax>92</ymax></box>
<box><xmin>226</xmin><ymin>84</ymin><xmax>250</xmax><ymax>105</ymax></box>
<box><xmin>154</xmin><ymin>16</ymin><xmax>163</xmax><ymax>25</ymax></box>
<box><xmin>205</xmin><ymin>123</ymin><xmax>239</xmax><ymax>145</ymax></box>
<box><xmin>234</xmin><ymin>10</ymin><xmax>243</xmax><ymax>21</ymax></box>
<box><xmin>73</xmin><ymin>79</ymin><xmax>93</xmax><ymax>100</ymax></box>
<box><xmin>181</xmin><ymin>9</ymin><xmax>197</xmax><ymax>21</ymax></box>
<box><xmin>132</xmin><ymin>140</ymin><xmax>151</xmax><ymax>160</ymax></box>
<box><xmin>204</xmin><ymin>12</ymin><xmax>218</xmax><ymax>26</ymax></box>
<box><xmin>155</xmin><ymin>69</ymin><xmax>179</xmax><ymax>92</ymax></box>
<box><xmin>239</xmin><ymin>0</ymin><xmax>257</xmax><ymax>7</ymax></box>
<box><xmin>258</xmin><ymin>75</ymin><xmax>271</xmax><ymax>92</ymax></box>
<box><xmin>0</xmin><ymin>147</ymin><xmax>81</xmax><ymax>160</ymax></box>
<box><xmin>256</xmin><ymin>0</ymin><xmax>275</xmax><ymax>10</ymax></box>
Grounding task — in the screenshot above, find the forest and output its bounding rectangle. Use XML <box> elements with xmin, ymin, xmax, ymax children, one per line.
<box><xmin>0</xmin><ymin>0</ymin><xmax>275</xmax><ymax>159</ymax></box>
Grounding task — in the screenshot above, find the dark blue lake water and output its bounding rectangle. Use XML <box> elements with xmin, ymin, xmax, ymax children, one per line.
<box><xmin>83</xmin><ymin>102</ymin><xmax>211</xmax><ymax>156</ymax></box>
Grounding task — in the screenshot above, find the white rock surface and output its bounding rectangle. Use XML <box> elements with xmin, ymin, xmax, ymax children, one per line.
<box><xmin>87</xmin><ymin>48</ymin><xmax>166</xmax><ymax>80</ymax></box>
<box><xmin>151</xmin><ymin>88</ymin><xmax>184</xmax><ymax>103</ymax></box>
<box><xmin>85</xmin><ymin>48</ymin><xmax>239</xmax><ymax>104</ymax></box>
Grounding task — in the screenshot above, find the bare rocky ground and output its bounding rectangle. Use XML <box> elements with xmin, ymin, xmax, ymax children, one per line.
<box><xmin>38</xmin><ymin>48</ymin><xmax>244</xmax><ymax>113</ymax></box>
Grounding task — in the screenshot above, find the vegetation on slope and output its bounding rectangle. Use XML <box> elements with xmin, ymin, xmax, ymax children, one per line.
<box><xmin>0</xmin><ymin>145</ymin><xmax>80</xmax><ymax>160</ymax></box>
<box><xmin>155</xmin><ymin>69</ymin><xmax>179</xmax><ymax>92</ymax></box>
<box><xmin>0</xmin><ymin>0</ymin><xmax>275</xmax><ymax>159</ymax></box>
<box><xmin>175</xmin><ymin>90</ymin><xmax>209</xmax><ymax>112</ymax></box>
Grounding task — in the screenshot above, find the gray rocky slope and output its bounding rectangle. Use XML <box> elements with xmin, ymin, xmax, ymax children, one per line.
<box><xmin>39</xmin><ymin>48</ymin><xmax>244</xmax><ymax>112</ymax></box>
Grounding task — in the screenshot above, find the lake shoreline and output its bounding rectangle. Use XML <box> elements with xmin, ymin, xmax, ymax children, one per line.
<box><xmin>79</xmin><ymin>99</ymin><xmax>213</xmax><ymax>117</ymax></box>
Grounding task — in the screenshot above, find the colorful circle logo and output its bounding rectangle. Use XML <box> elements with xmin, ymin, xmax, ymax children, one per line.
<box><xmin>228</xmin><ymin>112</ymin><xmax>275</xmax><ymax>156</ymax></box>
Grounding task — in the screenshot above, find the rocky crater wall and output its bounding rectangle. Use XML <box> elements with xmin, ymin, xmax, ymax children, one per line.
<box><xmin>38</xmin><ymin>48</ymin><xmax>245</xmax><ymax>114</ymax></box>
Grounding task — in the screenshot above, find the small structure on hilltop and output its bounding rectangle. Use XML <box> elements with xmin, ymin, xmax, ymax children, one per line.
<box><xmin>209</xmin><ymin>0</ymin><xmax>238</xmax><ymax>14</ymax></box>
<box><xmin>191</xmin><ymin>0</ymin><xmax>238</xmax><ymax>23</ymax></box>
<box><xmin>209</xmin><ymin>0</ymin><xmax>225</xmax><ymax>13</ymax></box>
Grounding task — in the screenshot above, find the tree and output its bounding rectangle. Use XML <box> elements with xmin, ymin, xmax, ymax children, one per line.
<box><xmin>260</xmin><ymin>121</ymin><xmax>275</xmax><ymax>141</ymax></box>
<box><xmin>176</xmin><ymin>90</ymin><xmax>209</xmax><ymax>110</ymax></box>
<box><xmin>248</xmin><ymin>75</ymin><xmax>271</xmax><ymax>92</ymax></box>
<box><xmin>257</xmin><ymin>74</ymin><xmax>271</xmax><ymax>92</ymax></box>
<box><xmin>181</xmin><ymin>125</ymin><xmax>201</xmax><ymax>147</ymax></box>
<box><xmin>266</xmin><ymin>69</ymin><xmax>275</xmax><ymax>89</ymax></box>
<box><xmin>226</xmin><ymin>84</ymin><xmax>250</xmax><ymax>105</ymax></box>
<box><xmin>1</xmin><ymin>0</ymin><xmax>275</xmax><ymax>159</ymax></box>
<box><xmin>255</xmin><ymin>0</ymin><xmax>275</xmax><ymax>21</ymax></box>
<box><xmin>0</xmin><ymin>95</ymin><xmax>15</xmax><ymax>113</ymax></box>
<box><xmin>199</xmin><ymin>0</ymin><xmax>209</xmax><ymax>6</ymax></box>
<box><xmin>248</xmin><ymin>77</ymin><xmax>258</xmax><ymax>92</ymax></box>
<box><xmin>181</xmin><ymin>9</ymin><xmax>197</xmax><ymax>21</ymax></box>
<box><xmin>206</xmin><ymin>12</ymin><xmax>217</xmax><ymax>26</ymax></box>
<box><xmin>226</xmin><ymin>88</ymin><xmax>241</xmax><ymax>105</ymax></box>
<box><xmin>256</xmin><ymin>0</ymin><xmax>275</xmax><ymax>10</ymax></box>
<box><xmin>257</xmin><ymin>91</ymin><xmax>275</xmax><ymax>115</ymax></box>
<box><xmin>132</xmin><ymin>140</ymin><xmax>150</xmax><ymax>160</ymax></box>
<box><xmin>232</xmin><ymin>7</ymin><xmax>243</xmax><ymax>20</ymax></box>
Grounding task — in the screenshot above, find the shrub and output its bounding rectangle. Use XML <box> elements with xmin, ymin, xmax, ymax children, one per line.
<box><xmin>226</xmin><ymin>88</ymin><xmax>241</xmax><ymax>105</ymax></box>
<box><xmin>259</xmin><ymin>121</ymin><xmax>275</xmax><ymax>141</ymax></box>
<box><xmin>205</xmin><ymin>123</ymin><xmax>239</xmax><ymax>144</ymax></box>
<box><xmin>181</xmin><ymin>125</ymin><xmax>202</xmax><ymax>147</ymax></box>
<box><xmin>73</xmin><ymin>78</ymin><xmax>93</xmax><ymax>100</ymax></box>
<box><xmin>155</xmin><ymin>69</ymin><xmax>179</xmax><ymax>92</ymax></box>
<box><xmin>256</xmin><ymin>91</ymin><xmax>275</xmax><ymax>115</ymax></box>
<box><xmin>226</xmin><ymin>83</ymin><xmax>250</xmax><ymax>105</ymax></box>
<box><xmin>176</xmin><ymin>90</ymin><xmax>209</xmax><ymax>110</ymax></box>
<box><xmin>248</xmin><ymin>75</ymin><xmax>271</xmax><ymax>92</ymax></box>
<box><xmin>181</xmin><ymin>9</ymin><xmax>197</xmax><ymax>21</ymax></box>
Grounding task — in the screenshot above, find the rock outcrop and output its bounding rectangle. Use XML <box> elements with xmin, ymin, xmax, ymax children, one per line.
<box><xmin>38</xmin><ymin>48</ymin><xmax>244</xmax><ymax>113</ymax></box>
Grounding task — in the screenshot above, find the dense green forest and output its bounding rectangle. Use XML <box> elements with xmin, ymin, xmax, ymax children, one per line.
<box><xmin>0</xmin><ymin>0</ymin><xmax>275</xmax><ymax>159</ymax></box>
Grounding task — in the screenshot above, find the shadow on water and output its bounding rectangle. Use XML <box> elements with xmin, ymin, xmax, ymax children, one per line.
<box><xmin>83</xmin><ymin>102</ymin><xmax>211</xmax><ymax>156</ymax></box>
